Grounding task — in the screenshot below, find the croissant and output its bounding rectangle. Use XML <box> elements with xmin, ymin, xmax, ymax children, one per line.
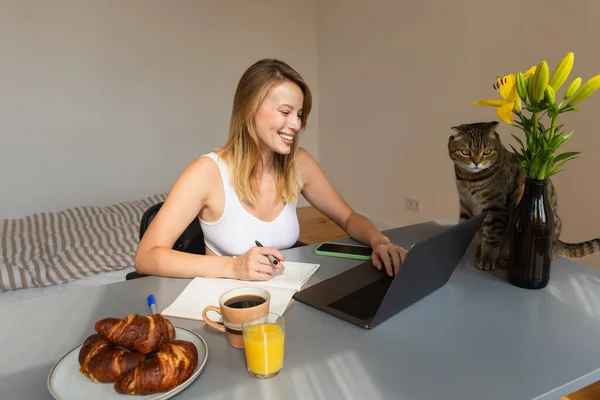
<box><xmin>78</xmin><ymin>334</ymin><xmax>145</xmax><ymax>383</ymax></box>
<box><xmin>114</xmin><ymin>340</ymin><xmax>198</xmax><ymax>395</ymax></box>
<box><xmin>95</xmin><ymin>313</ymin><xmax>175</xmax><ymax>354</ymax></box>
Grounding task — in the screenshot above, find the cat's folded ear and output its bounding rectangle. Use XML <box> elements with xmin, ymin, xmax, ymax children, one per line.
<box><xmin>486</xmin><ymin>121</ymin><xmax>499</xmax><ymax>129</ymax></box>
<box><xmin>449</xmin><ymin>125</ymin><xmax>463</xmax><ymax>140</ymax></box>
<box><xmin>486</xmin><ymin>121</ymin><xmax>500</xmax><ymax>138</ymax></box>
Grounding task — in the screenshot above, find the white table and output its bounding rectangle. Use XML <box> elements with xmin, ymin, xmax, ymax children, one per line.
<box><xmin>1</xmin><ymin>220</ymin><xmax>599</xmax><ymax>399</ymax></box>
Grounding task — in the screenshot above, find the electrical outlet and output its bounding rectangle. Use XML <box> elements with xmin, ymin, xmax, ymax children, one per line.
<box><xmin>405</xmin><ymin>197</ymin><xmax>422</xmax><ymax>213</ymax></box>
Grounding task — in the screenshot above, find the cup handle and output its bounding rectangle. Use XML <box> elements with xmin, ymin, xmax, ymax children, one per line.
<box><xmin>202</xmin><ymin>306</ymin><xmax>226</xmax><ymax>333</ymax></box>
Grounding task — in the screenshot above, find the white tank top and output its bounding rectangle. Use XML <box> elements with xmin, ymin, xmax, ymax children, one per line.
<box><xmin>199</xmin><ymin>152</ymin><xmax>300</xmax><ymax>256</ymax></box>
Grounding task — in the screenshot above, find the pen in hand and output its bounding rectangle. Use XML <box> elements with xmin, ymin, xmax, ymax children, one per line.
<box><xmin>254</xmin><ymin>240</ymin><xmax>284</xmax><ymax>270</ymax></box>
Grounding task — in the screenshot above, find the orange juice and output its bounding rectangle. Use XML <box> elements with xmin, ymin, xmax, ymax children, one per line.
<box><xmin>243</xmin><ymin>322</ymin><xmax>285</xmax><ymax>377</ymax></box>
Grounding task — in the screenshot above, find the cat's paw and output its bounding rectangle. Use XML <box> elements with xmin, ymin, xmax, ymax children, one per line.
<box><xmin>476</xmin><ymin>256</ymin><xmax>497</xmax><ymax>271</ymax></box>
<box><xmin>497</xmin><ymin>255</ymin><xmax>509</xmax><ymax>269</ymax></box>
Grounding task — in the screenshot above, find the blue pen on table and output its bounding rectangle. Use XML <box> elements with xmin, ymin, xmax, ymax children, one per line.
<box><xmin>254</xmin><ymin>240</ymin><xmax>282</xmax><ymax>268</ymax></box>
<box><xmin>147</xmin><ymin>294</ymin><xmax>158</xmax><ymax>315</ymax></box>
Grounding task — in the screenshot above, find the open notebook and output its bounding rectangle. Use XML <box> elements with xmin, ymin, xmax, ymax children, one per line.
<box><xmin>161</xmin><ymin>261</ymin><xmax>320</xmax><ymax>321</ymax></box>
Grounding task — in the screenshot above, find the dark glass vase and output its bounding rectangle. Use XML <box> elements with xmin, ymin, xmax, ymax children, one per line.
<box><xmin>507</xmin><ymin>177</ymin><xmax>554</xmax><ymax>289</ymax></box>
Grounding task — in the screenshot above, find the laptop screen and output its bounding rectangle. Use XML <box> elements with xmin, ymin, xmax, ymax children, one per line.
<box><xmin>294</xmin><ymin>215</ymin><xmax>485</xmax><ymax>329</ymax></box>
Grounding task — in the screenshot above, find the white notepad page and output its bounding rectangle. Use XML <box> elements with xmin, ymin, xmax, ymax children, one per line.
<box><xmin>161</xmin><ymin>261</ymin><xmax>320</xmax><ymax>321</ymax></box>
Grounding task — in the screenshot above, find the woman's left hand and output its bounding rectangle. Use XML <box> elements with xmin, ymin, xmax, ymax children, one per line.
<box><xmin>371</xmin><ymin>238</ymin><xmax>408</xmax><ymax>277</ymax></box>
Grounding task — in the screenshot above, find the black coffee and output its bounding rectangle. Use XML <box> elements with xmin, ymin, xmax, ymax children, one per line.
<box><xmin>224</xmin><ymin>295</ymin><xmax>266</xmax><ymax>309</ymax></box>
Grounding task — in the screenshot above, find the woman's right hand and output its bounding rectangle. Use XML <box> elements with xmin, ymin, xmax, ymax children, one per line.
<box><xmin>233</xmin><ymin>246</ymin><xmax>285</xmax><ymax>281</ymax></box>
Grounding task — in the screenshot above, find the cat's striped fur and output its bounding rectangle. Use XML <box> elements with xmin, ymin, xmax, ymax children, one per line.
<box><xmin>448</xmin><ymin>121</ymin><xmax>600</xmax><ymax>270</ymax></box>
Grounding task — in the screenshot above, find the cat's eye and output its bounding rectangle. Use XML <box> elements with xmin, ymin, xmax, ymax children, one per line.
<box><xmin>461</xmin><ymin>149</ymin><xmax>471</xmax><ymax>156</ymax></box>
<box><xmin>483</xmin><ymin>149</ymin><xmax>493</xmax><ymax>155</ymax></box>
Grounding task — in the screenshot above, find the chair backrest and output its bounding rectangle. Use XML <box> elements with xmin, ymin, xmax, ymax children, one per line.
<box><xmin>139</xmin><ymin>201</ymin><xmax>205</xmax><ymax>255</ymax></box>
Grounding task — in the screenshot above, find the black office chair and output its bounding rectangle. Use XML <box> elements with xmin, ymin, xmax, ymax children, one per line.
<box><xmin>126</xmin><ymin>201</ymin><xmax>205</xmax><ymax>280</ymax></box>
<box><xmin>126</xmin><ymin>201</ymin><xmax>307</xmax><ymax>280</ymax></box>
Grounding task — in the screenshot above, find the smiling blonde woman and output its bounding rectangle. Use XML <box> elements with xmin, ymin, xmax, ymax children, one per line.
<box><xmin>135</xmin><ymin>58</ymin><xmax>407</xmax><ymax>281</ymax></box>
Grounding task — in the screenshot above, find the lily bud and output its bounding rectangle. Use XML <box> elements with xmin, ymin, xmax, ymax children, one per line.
<box><xmin>548</xmin><ymin>52</ymin><xmax>574</xmax><ymax>92</ymax></box>
<box><xmin>564</xmin><ymin>77</ymin><xmax>582</xmax><ymax>99</ymax></box>
<box><xmin>527</xmin><ymin>73</ymin><xmax>535</xmax><ymax>104</ymax></box>
<box><xmin>531</xmin><ymin>61</ymin><xmax>549</xmax><ymax>103</ymax></box>
<box><xmin>544</xmin><ymin>85</ymin><xmax>556</xmax><ymax>105</ymax></box>
<box><xmin>567</xmin><ymin>74</ymin><xmax>600</xmax><ymax>107</ymax></box>
<box><xmin>516</xmin><ymin>72</ymin><xmax>528</xmax><ymax>101</ymax></box>
<box><xmin>513</xmin><ymin>99</ymin><xmax>522</xmax><ymax>113</ymax></box>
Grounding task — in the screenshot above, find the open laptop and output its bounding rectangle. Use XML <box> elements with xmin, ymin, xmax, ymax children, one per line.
<box><xmin>292</xmin><ymin>213</ymin><xmax>485</xmax><ymax>329</ymax></box>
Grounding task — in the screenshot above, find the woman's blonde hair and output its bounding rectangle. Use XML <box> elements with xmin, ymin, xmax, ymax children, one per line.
<box><xmin>219</xmin><ymin>58</ymin><xmax>312</xmax><ymax>205</ymax></box>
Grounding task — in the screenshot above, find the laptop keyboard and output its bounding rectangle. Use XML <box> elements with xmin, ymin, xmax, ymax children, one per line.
<box><xmin>327</xmin><ymin>278</ymin><xmax>393</xmax><ymax>321</ymax></box>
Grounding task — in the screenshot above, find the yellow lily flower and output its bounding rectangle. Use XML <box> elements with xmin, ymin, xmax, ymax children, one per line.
<box><xmin>470</xmin><ymin>74</ymin><xmax>519</xmax><ymax>124</ymax></box>
<box><xmin>470</xmin><ymin>66</ymin><xmax>537</xmax><ymax>124</ymax></box>
<box><xmin>523</xmin><ymin>66</ymin><xmax>537</xmax><ymax>78</ymax></box>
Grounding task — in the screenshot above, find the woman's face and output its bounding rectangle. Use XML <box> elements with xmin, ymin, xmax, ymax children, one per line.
<box><xmin>254</xmin><ymin>81</ymin><xmax>304</xmax><ymax>156</ymax></box>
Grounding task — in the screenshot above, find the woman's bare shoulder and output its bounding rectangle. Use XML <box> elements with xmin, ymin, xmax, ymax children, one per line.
<box><xmin>173</xmin><ymin>153</ymin><xmax>222</xmax><ymax>196</ymax></box>
<box><xmin>296</xmin><ymin>147</ymin><xmax>317</xmax><ymax>166</ymax></box>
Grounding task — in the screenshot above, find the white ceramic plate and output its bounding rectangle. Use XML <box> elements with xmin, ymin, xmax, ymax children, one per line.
<box><xmin>48</xmin><ymin>326</ymin><xmax>208</xmax><ymax>400</ymax></box>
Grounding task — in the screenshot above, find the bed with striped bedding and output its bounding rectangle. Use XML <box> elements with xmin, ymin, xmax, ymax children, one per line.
<box><xmin>0</xmin><ymin>193</ymin><xmax>167</xmax><ymax>294</ymax></box>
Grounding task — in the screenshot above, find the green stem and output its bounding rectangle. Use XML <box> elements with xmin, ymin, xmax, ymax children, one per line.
<box><xmin>532</xmin><ymin>112</ymin><xmax>539</xmax><ymax>152</ymax></box>
<box><xmin>549</xmin><ymin>114</ymin><xmax>557</xmax><ymax>142</ymax></box>
<box><xmin>529</xmin><ymin>112</ymin><xmax>539</xmax><ymax>179</ymax></box>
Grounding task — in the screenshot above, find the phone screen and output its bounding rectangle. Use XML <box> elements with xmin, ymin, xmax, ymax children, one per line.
<box><xmin>316</xmin><ymin>243</ymin><xmax>372</xmax><ymax>256</ymax></box>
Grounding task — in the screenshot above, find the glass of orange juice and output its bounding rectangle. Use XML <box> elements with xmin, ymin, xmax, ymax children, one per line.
<box><xmin>241</xmin><ymin>312</ymin><xmax>285</xmax><ymax>379</ymax></box>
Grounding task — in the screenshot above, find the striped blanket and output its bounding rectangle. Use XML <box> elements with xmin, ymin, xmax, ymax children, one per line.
<box><xmin>0</xmin><ymin>193</ymin><xmax>167</xmax><ymax>292</ymax></box>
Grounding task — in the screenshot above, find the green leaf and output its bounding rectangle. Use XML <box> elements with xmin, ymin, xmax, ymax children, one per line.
<box><xmin>538</xmin><ymin>121</ymin><xmax>547</xmax><ymax>133</ymax></box>
<box><xmin>542</xmin><ymin>152</ymin><xmax>554</xmax><ymax>179</ymax></box>
<box><xmin>539</xmin><ymin>158</ymin><xmax>553</xmax><ymax>179</ymax></box>
<box><xmin>511</xmin><ymin>134</ymin><xmax>525</xmax><ymax>149</ymax></box>
<box><xmin>549</xmin><ymin>161</ymin><xmax>568</xmax><ymax>176</ymax></box>
<box><xmin>555</xmin><ymin>156</ymin><xmax>579</xmax><ymax>167</ymax></box>
<box><xmin>542</xmin><ymin>150</ymin><xmax>556</xmax><ymax>178</ymax></box>
<box><xmin>529</xmin><ymin>137</ymin><xmax>537</xmax><ymax>153</ymax></box>
<box><xmin>549</xmin><ymin>167</ymin><xmax>560</xmax><ymax>176</ymax></box>
<box><xmin>528</xmin><ymin>148</ymin><xmax>555</xmax><ymax>179</ymax></box>
<box><xmin>509</xmin><ymin>144</ymin><xmax>524</xmax><ymax>162</ymax></box>
<box><xmin>559</xmin><ymin>107</ymin><xmax>579</xmax><ymax>113</ymax></box>
<box><xmin>554</xmin><ymin>151</ymin><xmax>581</xmax><ymax>162</ymax></box>
<box><xmin>544</xmin><ymin>160</ymin><xmax>555</xmax><ymax>178</ymax></box>
<box><xmin>529</xmin><ymin>155</ymin><xmax>544</xmax><ymax>177</ymax></box>
<box><xmin>550</xmin><ymin>130</ymin><xmax>574</xmax><ymax>149</ymax></box>
<box><xmin>524</xmin><ymin>129</ymin><xmax>533</xmax><ymax>142</ymax></box>
<box><xmin>551</xmin><ymin>130</ymin><xmax>566</xmax><ymax>142</ymax></box>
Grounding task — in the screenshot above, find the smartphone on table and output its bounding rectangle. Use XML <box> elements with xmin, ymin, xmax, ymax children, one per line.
<box><xmin>314</xmin><ymin>242</ymin><xmax>372</xmax><ymax>260</ymax></box>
